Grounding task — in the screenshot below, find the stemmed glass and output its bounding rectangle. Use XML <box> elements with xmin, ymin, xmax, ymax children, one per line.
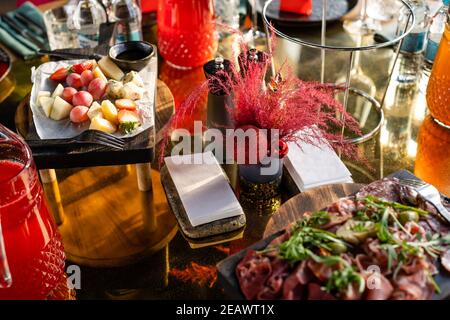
<box><xmin>343</xmin><ymin>0</ymin><xmax>381</xmax><ymax>35</ymax></box>
<box><xmin>336</xmin><ymin>35</ymin><xmax>377</xmax><ymax>130</ymax></box>
<box><xmin>243</xmin><ymin>0</ymin><xmax>267</xmax><ymax>48</ymax></box>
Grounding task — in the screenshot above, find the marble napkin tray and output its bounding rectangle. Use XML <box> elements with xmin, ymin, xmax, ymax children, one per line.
<box><xmin>160</xmin><ymin>165</ymin><xmax>246</xmax><ymax>239</ymax></box>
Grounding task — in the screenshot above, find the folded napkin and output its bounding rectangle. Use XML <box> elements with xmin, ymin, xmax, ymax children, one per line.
<box><xmin>284</xmin><ymin>131</ymin><xmax>353</xmax><ymax>192</ymax></box>
<box><xmin>0</xmin><ymin>25</ymin><xmax>36</xmax><ymax>60</ymax></box>
<box><xmin>0</xmin><ymin>2</ymin><xmax>46</xmax><ymax>59</ymax></box>
<box><xmin>164</xmin><ymin>152</ymin><xmax>244</xmax><ymax>227</ymax></box>
<box><xmin>14</xmin><ymin>2</ymin><xmax>46</xmax><ymax>31</ymax></box>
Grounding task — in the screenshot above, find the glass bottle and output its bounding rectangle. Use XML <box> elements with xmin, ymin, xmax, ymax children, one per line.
<box><xmin>396</xmin><ymin>0</ymin><xmax>430</xmax><ymax>83</ymax></box>
<box><xmin>426</xmin><ymin>5</ymin><xmax>450</xmax><ymax>125</ymax></box>
<box><xmin>70</xmin><ymin>0</ymin><xmax>107</xmax><ymax>48</ymax></box>
<box><xmin>112</xmin><ymin>0</ymin><xmax>142</xmax><ymax>43</ymax></box>
<box><xmin>424</xmin><ymin>0</ymin><xmax>450</xmax><ymax>71</ymax></box>
<box><xmin>398</xmin><ymin>0</ymin><xmax>430</xmax><ymax>54</ymax></box>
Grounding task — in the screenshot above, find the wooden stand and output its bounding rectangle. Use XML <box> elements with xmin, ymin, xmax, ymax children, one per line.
<box><xmin>40</xmin><ymin>169</ymin><xmax>65</xmax><ymax>226</ymax></box>
<box><xmin>19</xmin><ymin>80</ymin><xmax>178</xmax><ymax>267</ymax></box>
<box><xmin>264</xmin><ymin>183</ymin><xmax>363</xmax><ymax>238</ymax></box>
<box><xmin>55</xmin><ymin>165</ymin><xmax>177</xmax><ymax>267</ymax></box>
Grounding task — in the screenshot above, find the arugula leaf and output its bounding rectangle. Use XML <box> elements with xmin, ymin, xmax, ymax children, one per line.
<box><xmin>325</xmin><ymin>266</ymin><xmax>365</xmax><ymax>295</ymax></box>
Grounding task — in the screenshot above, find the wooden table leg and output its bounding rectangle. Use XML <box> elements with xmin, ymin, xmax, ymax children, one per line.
<box><xmin>136</xmin><ymin>163</ymin><xmax>153</xmax><ymax>192</ymax></box>
<box><xmin>137</xmin><ymin>163</ymin><xmax>157</xmax><ymax>233</ymax></box>
<box><xmin>140</xmin><ymin>189</ymin><xmax>157</xmax><ymax>233</ymax></box>
<box><xmin>39</xmin><ymin>169</ymin><xmax>65</xmax><ymax>226</ymax></box>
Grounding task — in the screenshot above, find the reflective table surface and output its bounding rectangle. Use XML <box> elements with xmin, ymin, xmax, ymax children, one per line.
<box><xmin>0</xmin><ymin>9</ymin><xmax>449</xmax><ymax>300</ymax></box>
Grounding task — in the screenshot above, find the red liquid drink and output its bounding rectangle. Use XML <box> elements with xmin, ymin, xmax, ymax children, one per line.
<box><xmin>0</xmin><ymin>125</ymin><xmax>65</xmax><ymax>299</ymax></box>
<box><xmin>157</xmin><ymin>0</ymin><xmax>218</xmax><ymax>69</ymax></box>
<box><xmin>280</xmin><ymin>0</ymin><xmax>313</xmax><ymax>15</ymax></box>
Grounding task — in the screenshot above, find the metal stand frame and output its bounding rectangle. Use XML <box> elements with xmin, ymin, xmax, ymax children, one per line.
<box><xmin>262</xmin><ymin>0</ymin><xmax>416</xmax><ymax>144</ymax></box>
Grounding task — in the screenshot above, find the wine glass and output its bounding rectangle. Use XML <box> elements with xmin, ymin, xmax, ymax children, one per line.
<box><xmin>343</xmin><ymin>0</ymin><xmax>381</xmax><ymax>35</ymax></box>
<box><xmin>243</xmin><ymin>0</ymin><xmax>267</xmax><ymax>49</ymax></box>
<box><xmin>335</xmin><ymin>36</ymin><xmax>377</xmax><ymax>130</ymax></box>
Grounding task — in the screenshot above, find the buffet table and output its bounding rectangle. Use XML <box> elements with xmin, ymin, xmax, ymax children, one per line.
<box><xmin>0</xmin><ymin>2</ymin><xmax>446</xmax><ymax>300</ymax></box>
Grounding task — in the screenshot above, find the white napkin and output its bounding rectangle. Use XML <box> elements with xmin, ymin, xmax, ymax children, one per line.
<box><xmin>164</xmin><ymin>152</ymin><xmax>244</xmax><ymax>227</ymax></box>
<box><xmin>284</xmin><ymin>132</ymin><xmax>353</xmax><ymax>192</ymax></box>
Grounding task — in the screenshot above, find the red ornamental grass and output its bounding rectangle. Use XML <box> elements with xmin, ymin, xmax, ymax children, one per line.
<box><xmin>170</xmin><ymin>262</ymin><xmax>218</xmax><ymax>288</ymax></box>
<box><xmin>160</xmin><ymin>43</ymin><xmax>361</xmax><ymax>163</ymax></box>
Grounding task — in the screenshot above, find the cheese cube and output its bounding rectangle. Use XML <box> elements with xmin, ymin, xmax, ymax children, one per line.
<box><xmin>120</xmin><ymin>82</ymin><xmax>144</xmax><ymax>101</ymax></box>
<box><xmin>98</xmin><ymin>56</ymin><xmax>124</xmax><ymax>81</ymax></box>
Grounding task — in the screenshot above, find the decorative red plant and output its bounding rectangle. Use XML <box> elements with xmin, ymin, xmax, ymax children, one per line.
<box><xmin>159</xmin><ymin>35</ymin><xmax>361</xmax><ymax>164</ymax></box>
<box><xmin>170</xmin><ymin>262</ymin><xmax>218</xmax><ymax>288</ymax></box>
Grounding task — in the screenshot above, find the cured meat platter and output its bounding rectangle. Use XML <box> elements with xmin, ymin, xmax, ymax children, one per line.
<box><xmin>217</xmin><ymin>171</ymin><xmax>450</xmax><ymax>300</ymax></box>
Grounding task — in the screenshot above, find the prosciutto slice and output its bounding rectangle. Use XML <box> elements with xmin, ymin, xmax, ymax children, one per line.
<box><xmin>392</xmin><ymin>270</ymin><xmax>434</xmax><ymax>300</ymax></box>
<box><xmin>235</xmin><ymin>178</ymin><xmax>450</xmax><ymax>301</ymax></box>
<box><xmin>257</xmin><ymin>258</ymin><xmax>289</xmax><ymax>300</ymax></box>
<box><xmin>364</xmin><ymin>273</ymin><xmax>393</xmax><ymax>300</ymax></box>
<box><xmin>236</xmin><ymin>250</ymin><xmax>272</xmax><ymax>300</ymax></box>
<box><xmin>282</xmin><ymin>261</ymin><xmax>314</xmax><ymax>300</ymax></box>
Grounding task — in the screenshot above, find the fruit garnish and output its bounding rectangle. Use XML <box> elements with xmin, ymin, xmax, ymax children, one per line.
<box><xmin>115</xmin><ymin>98</ymin><xmax>137</xmax><ymax>110</ymax></box>
<box><xmin>71</xmin><ymin>60</ymin><xmax>95</xmax><ymax>74</ymax></box>
<box><xmin>118</xmin><ymin>110</ymin><xmax>141</xmax><ymax>134</ymax></box>
<box><xmin>49</xmin><ymin>67</ymin><xmax>70</xmax><ymax>82</ymax></box>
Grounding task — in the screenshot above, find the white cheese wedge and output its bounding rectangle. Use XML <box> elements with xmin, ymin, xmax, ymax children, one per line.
<box><xmin>120</xmin><ymin>82</ymin><xmax>145</xmax><ymax>101</ymax></box>
<box><xmin>51</xmin><ymin>83</ymin><xmax>64</xmax><ymax>98</ymax></box>
<box><xmin>123</xmin><ymin>71</ymin><xmax>144</xmax><ymax>88</ymax></box>
<box><xmin>39</xmin><ymin>96</ymin><xmax>54</xmax><ymax>118</ymax></box>
<box><xmin>50</xmin><ymin>96</ymin><xmax>73</xmax><ymax>120</ymax></box>
<box><xmin>87</xmin><ymin>101</ymin><xmax>103</xmax><ymax>120</ymax></box>
<box><xmin>98</xmin><ymin>56</ymin><xmax>124</xmax><ymax>81</ymax></box>
<box><xmin>106</xmin><ymin>80</ymin><xmax>124</xmax><ymax>99</ymax></box>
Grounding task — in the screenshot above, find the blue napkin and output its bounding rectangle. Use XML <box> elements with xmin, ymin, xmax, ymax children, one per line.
<box><xmin>0</xmin><ymin>2</ymin><xmax>46</xmax><ymax>59</ymax></box>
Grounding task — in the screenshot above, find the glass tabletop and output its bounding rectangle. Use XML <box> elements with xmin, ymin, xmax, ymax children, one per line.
<box><xmin>0</xmin><ymin>11</ymin><xmax>448</xmax><ymax>300</ymax></box>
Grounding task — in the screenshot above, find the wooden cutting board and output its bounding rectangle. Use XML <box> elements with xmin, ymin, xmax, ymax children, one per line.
<box><xmin>219</xmin><ymin>171</ymin><xmax>450</xmax><ymax>300</ymax></box>
<box><xmin>264</xmin><ymin>183</ymin><xmax>363</xmax><ymax>238</ymax></box>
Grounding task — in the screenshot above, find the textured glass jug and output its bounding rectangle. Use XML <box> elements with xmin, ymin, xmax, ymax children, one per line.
<box><xmin>157</xmin><ymin>0</ymin><xmax>217</xmax><ymax>69</ymax></box>
<box><xmin>0</xmin><ymin>124</ymin><xmax>65</xmax><ymax>299</ymax></box>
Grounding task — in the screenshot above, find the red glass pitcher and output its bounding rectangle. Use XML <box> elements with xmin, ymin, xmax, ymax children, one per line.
<box><xmin>157</xmin><ymin>0</ymin><xmax>218</xmax><ymax>69</ymax></box>
<box><xmin>0</xmin><ymin>124</ymin><xmax>65</xmax><ymax>299</ymax></box>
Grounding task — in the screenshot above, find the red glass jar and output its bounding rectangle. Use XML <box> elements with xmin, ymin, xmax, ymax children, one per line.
<box><xmin>0</xmin><ymin>125</ymin><xmax>65</xmax><ymax>299</ymax></box>
<box><xmin>157</xmin><ymin>0</ymin><xmax>218</xmax><ymax>69</ymax></box>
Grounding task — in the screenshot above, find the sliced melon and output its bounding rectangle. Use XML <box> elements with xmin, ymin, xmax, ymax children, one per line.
<box><xmin>51</xmin><ymin>83</ymin><xmax>64</xmax><ymax>98</ymax></box>
<box><xmin>50</xmin><ymin>96</ymin><xmax>73</xmax><ymax>120</ymax></box>
<box><xmin>89</xmin><ymin>117</ymin><xmax>117</xmax><ymax>134</ymax></box>
<box><xmin>36</xmin><ymin>91</ymin><xmax>51</xmax><ymax>107</ymax></box>
<box><xmin>101</xmin><ymin>100</ymin><xmax>118</xmax><ymax>124</ymax></box>
<box><xmin>87</xmin><ymin>101</ymin><xmax>103</xmax><ymax>120</ymax></box>
<box><xmin>39</xmin><ymin>96</ymin><xmax>54</xmax><ymax>118</ymax></box>
<box><xmin>93</xmin><ymin>66</ymin><xmax>108</xmax><ymax>82</ymax></box>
